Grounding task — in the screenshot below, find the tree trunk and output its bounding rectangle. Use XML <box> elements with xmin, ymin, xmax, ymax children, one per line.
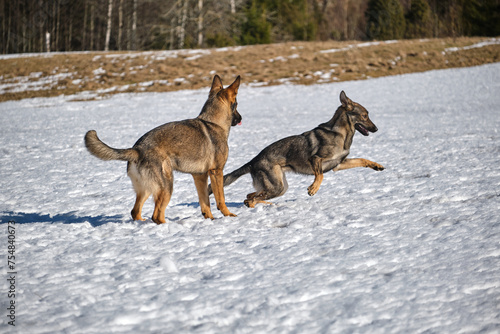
<box><xmin>1</xmin><ymin>0</ymin><xmax>4</xmax><ymax>53</ymax></box>
<box><xmin>46</xmin><ymin>31</ymin><xmax>50</xmax><ymax>52</ymax></box>
<box><xmin>6</xmin><ymin>6</ymin><xmax>11</xmax><ymax>53</ymax></box>
<box><xmin>51</xmin><ymin>0</ymin><xmax>56</xmax><ymax>51</ymax></box>
<box><xmin>127</xmin><ymin>9</ymin><xmax>131</xmax><ymax>50</ymax></box>
<box><xmin>56</xmin><ymin>0</ymin><xmax>60</xmax><ymax>51</ymax></box>
<box><xmin>82</xmin><ymin>0</ymin><xmax>88</xmax><ymax>50</ymax></box>
<box><xmin>178</xmin><ymin>0</ymin><xmax>188</xmax><ymax>49</ymax></box>
<box><xmin>68</xmin><ymin>20</ymin><xmax>72</xmax><ymax>51</ymax></box>
<box><xmin>343</xmin><ymin>0</ymin><xmax>349</xmax><ymax>40</ymax></box>
<box><xmin>170</xmin><ymin>17</ymin><xmax>175</xmax><ymax>50</ymax></box>
<box><xmin>118</xmin><ymin>0</ymin><xmax>123</xmax><ymax>50</ymax></box>
<box><xmin>22</xmin><ymin>8</ymin><xmax>27</xmax><ymax>53</ymax></box>
<box><xmin>132</xmin><ymin>0</ymin><xmax>137</xmax><ymax>50</ymax></box>
<box><xmin>31</xmin><ymin>1</ymin><xmax>36</xmax><ymax>52</ymax></box>
<box><xmin>230</xmin><ymin>0</ymin><xmax>236</xmax><ymax>14</ymax></box>
<box><xmin>198</xmin><ymin>0</ymin><xmax>203</xmax><ymax>47</ymax></box>
<box><xmin>105</xmin><ymin>0</ymin><xmax>113</xmax><ymax>51</ymax></box>
<box><xmin>90</xmin><ymin>1</ymin><xmax>94</xmax><ymax>50</ymax></box>
<box><xmin>39</xmin><ymin>0</ymin><xmax>43</xmax><ymax>53</ymax></box>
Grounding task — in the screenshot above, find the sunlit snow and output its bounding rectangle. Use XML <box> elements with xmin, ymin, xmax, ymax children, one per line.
<box><xmin>1</xmin><ymin>63</ymin><xmax>499</xmax><ymax>333</ymax></box>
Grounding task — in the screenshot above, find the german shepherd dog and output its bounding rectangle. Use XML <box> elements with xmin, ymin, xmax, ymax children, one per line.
<box><xmin>85</xmin><ymin>75</ymin><xmax>242</xmax><ymax>224</ymax></box>
<box><xmin>211</xmin><ymin>91</ymin><xmax>384</xmax><ymax>207</ymax></box>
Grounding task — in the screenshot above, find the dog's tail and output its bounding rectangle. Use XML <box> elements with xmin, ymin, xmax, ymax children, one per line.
<box><xmin>84</xmin><ymin>130</ymin><xmax>139</xmax><ymax>162</ymax></box>
<box><xmin>208</xmin><ymin>162</ymin><xmax>252</xmax><ymax>195</ymax></box>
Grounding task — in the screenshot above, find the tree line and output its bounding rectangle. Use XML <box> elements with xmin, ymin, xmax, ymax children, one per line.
<box><xmin>1</xmin><ymin>0</ymin><xmax>498</xmax><ymax>54</ymax></box>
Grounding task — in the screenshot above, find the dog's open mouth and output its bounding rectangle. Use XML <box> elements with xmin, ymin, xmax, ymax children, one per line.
<box><xmin>355</xmin><ymin>123</ymin><xmax>370</xmax><ymax>136</ymax></box>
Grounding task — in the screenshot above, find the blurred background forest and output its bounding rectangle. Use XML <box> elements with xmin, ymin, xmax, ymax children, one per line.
<box><xmin>1</xmin><ymin>0</ymin><xmax>499</xmax><ymax>54</ymax></box>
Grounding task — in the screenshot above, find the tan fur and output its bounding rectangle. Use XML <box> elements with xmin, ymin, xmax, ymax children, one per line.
<box><xmin>85</xmin><ymin>75</ymin><xmax>242</xmax><ymax>224</ymax></box>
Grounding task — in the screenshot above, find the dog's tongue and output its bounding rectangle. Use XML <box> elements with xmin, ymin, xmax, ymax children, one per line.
<box><xmin>238</xmin><ymin>121</ymin><xmax>242</xmax><ymax>126</ymax></box>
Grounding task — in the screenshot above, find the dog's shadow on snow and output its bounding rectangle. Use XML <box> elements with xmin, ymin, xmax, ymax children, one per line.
<box><xmin>179</xmin><ymin>202</ymin><xmax>243</xmax><ymax>209</ymax></box>
<box><xmin>1</xmin><ymin>211</ymin><xmax>125</xmax><ymax>227</ymax></box>
<box><xmin>1</xmin><ymin>202</ymin><xmax>244</xmax><ymax>227</ymax></box>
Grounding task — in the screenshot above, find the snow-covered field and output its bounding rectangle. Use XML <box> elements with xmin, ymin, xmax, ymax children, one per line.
<box><xmin>1</xmin><ymin>63</ymin><xmax>499</xmax><ymax>333</ymax></box>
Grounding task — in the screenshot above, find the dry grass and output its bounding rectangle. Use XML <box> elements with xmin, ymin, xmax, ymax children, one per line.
<box><xmin>0</xmin><ymin>37</ymin><xmax>498</xmax><ymax>102</ymax></box>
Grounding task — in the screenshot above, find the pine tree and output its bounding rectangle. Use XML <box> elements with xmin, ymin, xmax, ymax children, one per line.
<box><xmin>461</xmin><ymin>0</ymin><xmax>500</xmax><ymax>36</ymax></box>
<box><xmin>406</xmin><ymin>0</ymin><xmax>433</xmax><ymax>38</ymax></box>
<box><xmin>366</xmin><ymin>0</ymin><xmax>406</xmax><ymax>40</ymax></box>
<box><xmin>240</xmin><ymin>0</ymin><xmax>272</xmax><ymax>45</ymax></box>
<box><xmin>484</xmin><ymin>0</ymin><xmax>500</xmax><ymax>36</ymax></box>
<box><xmin>275</xmin><ymin>0</ymin><xmax>317</xmax><ymax>41</ymax></box>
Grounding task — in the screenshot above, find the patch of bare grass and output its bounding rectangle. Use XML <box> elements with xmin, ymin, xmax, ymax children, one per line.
<box><xmin>0</xmin><ymin>37</ymin><xmax>498</xmax><ymax>102</ymax></box>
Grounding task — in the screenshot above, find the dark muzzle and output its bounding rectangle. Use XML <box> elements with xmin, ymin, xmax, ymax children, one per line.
<box><xmin>355</xmin><ymin>122</ymin><xmax>377</xmax><ymax>136</ymax></box>
<box><xmin>232</xmin><ymin>110</ymin><xmax>242</xmax><ymax>126</ymax></box>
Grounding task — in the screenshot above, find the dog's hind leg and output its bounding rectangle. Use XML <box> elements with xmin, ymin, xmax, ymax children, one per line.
<box><xmin>152</xmin><ymin>188</ymin><xmax>172</xmax><ymax>225</ymax></box>
<box><xmin>244</xmin><ymin>192</ymin><xmax>274</xmax><ymax>208</ymax></box>
<box><xmin>333</xmin><ymin>158</ymin><xmax>385</xmax><ymax>172</ymax></box>
<box><xmin>151</xmin><ymin>164</ymin><xmax>173</xmax><ymax>225</ymax></box>
<box><xmin>244</xmin><ymin>192</ymin><xmax>258</xmax><ymax>207</ymax></box>
<box><xmin>244</xmin><ymin>166</ymin><xmax>288</xmax><ymax>207</ymax></box>
<box><xmin>209</xmin><ymin>169</ymin><xmax>236</xmax><ymax>217</ymax></box>
<box><xmin>152</xmin><ymin>180</ymin><xmax>173</xmax><ymax>225</ymax></box>
<box><xmin>192</xmin><ymin>173</ymin><xmax>214</xmax><ymax>220</ymax></box>
<box><xmin>308</xmin><ymin>156</ymin><xmax>324</xmax><ymax>196</ymax></box>
<box><xmin>131</xmin><ymin>190</ymin><xmax>150</xmax><ymax>221</ymax></box>
<box><xmin>128</xmin><ymin>163</ymin><xmax>151</xmax><ymax>221</ymax></box>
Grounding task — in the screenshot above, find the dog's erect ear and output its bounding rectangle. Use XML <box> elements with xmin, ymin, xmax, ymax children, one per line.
<box><xmin>210</xmin><ymin>75</ymin><xmax>224</xmax><ymax>96</ymax></box>
<box><xmin>226</xmin><ymin>75</ymin><xmax>241</xmax><ymax>96</ymax></box>
<box><xmin>340</xmin><ymin>90</ymin><xmax>353</xmax><ymax>111</ymax></box>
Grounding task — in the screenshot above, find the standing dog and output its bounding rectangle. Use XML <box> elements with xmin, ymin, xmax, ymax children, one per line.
<box><xmin>212</xmin><ymin>91</ymin><xmax>384</xmax><ymax>207</ymax></box>
<box><xmin>85</xmin><ymin>75</ymin><xmax>242</xmax><ymax>224</ymax></box>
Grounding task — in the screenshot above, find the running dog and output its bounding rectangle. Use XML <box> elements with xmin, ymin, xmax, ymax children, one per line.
<box><xmin>211</xmin><ymin>90</ymin><xmax>384</xmax><ymax>207</ymax></box>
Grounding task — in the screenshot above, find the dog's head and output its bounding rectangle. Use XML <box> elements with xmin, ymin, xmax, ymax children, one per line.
<box><xmin>208</xmin><ymin>75</ymin><xmax>242</xmax><ymax>127</ymax></box>
<box><xmin>340</xmin><ymin>91</ymin><xmax>377</xmax><ymax>136</ymax></box>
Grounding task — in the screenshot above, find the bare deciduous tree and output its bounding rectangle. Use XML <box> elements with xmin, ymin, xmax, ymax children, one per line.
<box><xmin>198</xmin><ymin>0</ymin><xmax>204</xmax><ymax>47</ymax></box>
<box><xmin>118</xmin><ymin>0</ymin><xmax>123</xmax><ymax>50</ymax></box>
<box><xmin>105</xmin><ymin>0</ymin><xmax>113</xmax><ymax>51</ymax></box>
<box><xmin>178</xmin><ymin>0</ymin><xmax>188</xmax><ymax>49</ymax></box>
<box><xmin>0</xmin><ymin>0</ymin><xmax>496</xmax><ymax>54</ymax></box>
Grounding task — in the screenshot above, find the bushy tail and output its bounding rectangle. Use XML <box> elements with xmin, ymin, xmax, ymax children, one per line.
<box><xmin>84</xmin><ymin>130</ymin><xmax>139</xmax><ymax>162</ymax></box>
<box><xmin>208</xmin><ymin>162</ymin><xmax>252</xmax><ymax>195</ymax></box>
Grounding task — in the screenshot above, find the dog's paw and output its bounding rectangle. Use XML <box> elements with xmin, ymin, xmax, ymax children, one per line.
<box><xmin>371</xmin><ymin>163</ymin><xmax>385</xmax><ymax>171</ymax></box>
<box><xmin>244</xmin><ymin>199</ymin><xmax>256</xmax><ymax>208</ymax></box>
<box><xmin>307</xmin><ymin>185</ymin><xmax>318</xmax><ymax>196</ymax></box>
<box><xmin>219</xmin><ymin>207</ymin><xmax>237</xmax><ymax>217</ymax></box>
<box><xmin>202</xmin><ymin>211</ymin><xmax>215</xmax><ymax>220</ymax></box>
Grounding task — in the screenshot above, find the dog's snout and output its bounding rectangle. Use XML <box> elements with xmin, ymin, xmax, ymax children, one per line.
<box><xmin>366</xmin><ymin>117</ymin><xmax>378</xmax><ymax>133</ymax></box>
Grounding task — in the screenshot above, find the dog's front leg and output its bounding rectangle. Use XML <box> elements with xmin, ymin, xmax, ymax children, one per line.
<box><xmin>333</xmin><ymin>158</ymin><xmax>385</xmax><ymax>172</ymax></box>
<box><xmin>209</xmin><ymin>169</ymin><xmax>237</xmax><ymax>217</ymax></box>
<box><xmin>308</xmin><ymin>156</ymin><xmax>324</xmax><ymax>196</ymax></box>
<box><xmin>193</xmin><ymin>173</ymin><xmax>214</xmax><ymax>220</ymax></box>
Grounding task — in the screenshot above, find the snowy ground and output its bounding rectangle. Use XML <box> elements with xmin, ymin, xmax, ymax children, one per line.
<box><xmin>1</xmin><ymin>63</ymin><xmax>499</xmax><ymax>333</ymax></box>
